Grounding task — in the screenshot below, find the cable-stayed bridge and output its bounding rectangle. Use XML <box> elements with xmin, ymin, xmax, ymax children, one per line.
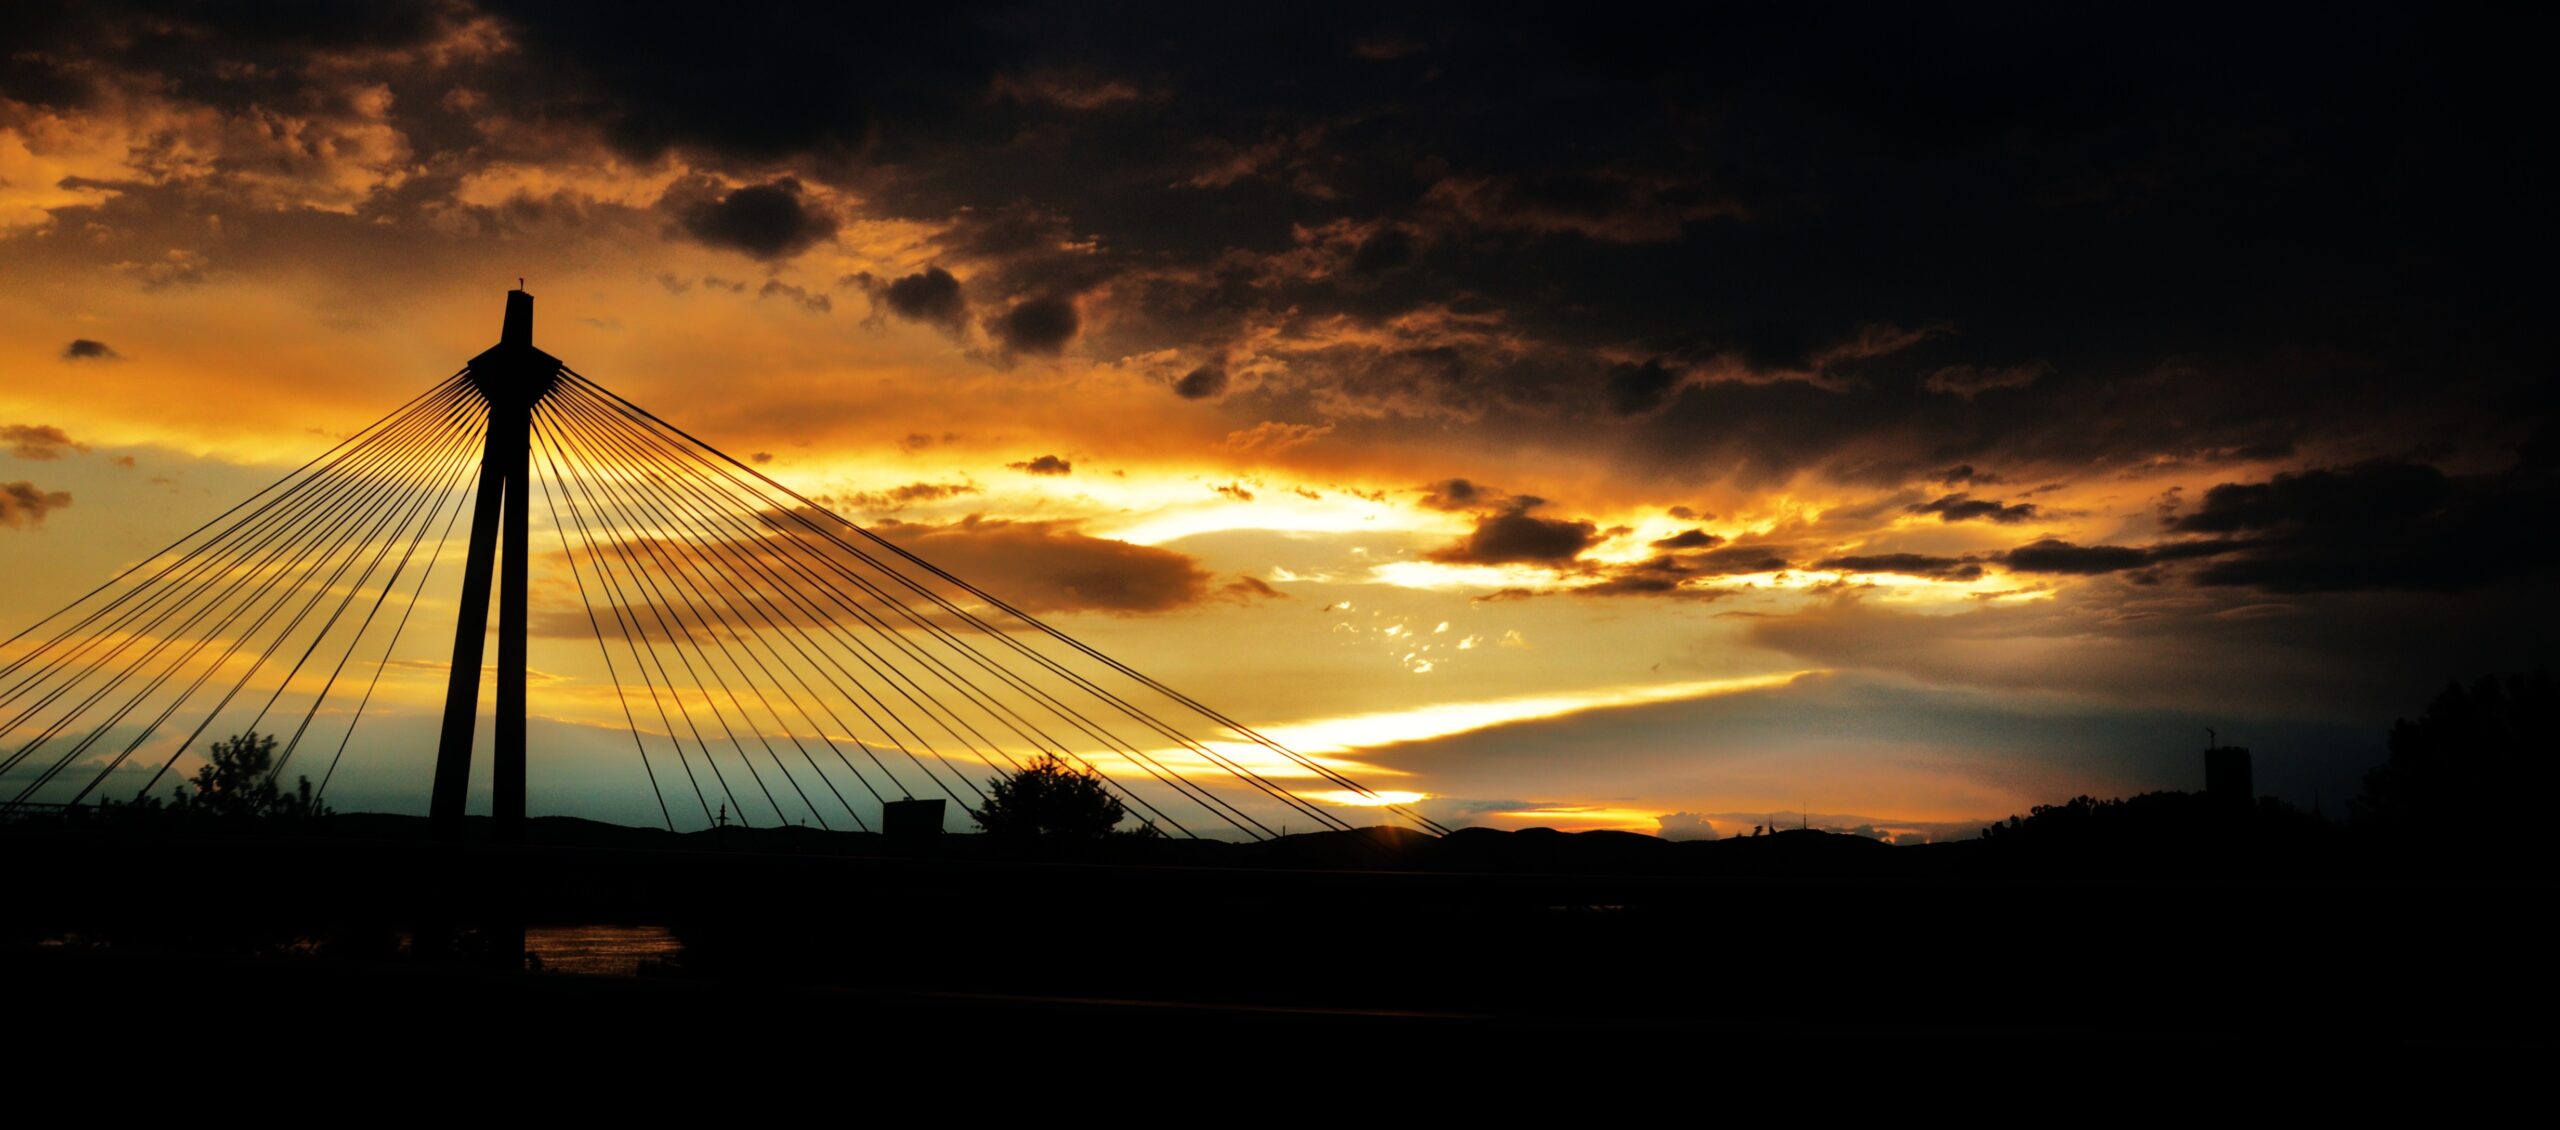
<box><xmin>0</xmin><ymin>292</ymin><xmax>1445</xmax><ymax>843</ymax></box>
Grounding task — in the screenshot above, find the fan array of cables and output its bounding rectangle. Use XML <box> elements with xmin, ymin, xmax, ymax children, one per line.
<box><xmin>0</xmin><ymin>366</ymin><xmax>1448</xmax><ymax>840</ymax></box>
<box><xmin>0</xmin><ymin>375</ymin><xmax>483</xmax><ymax>815</ymax></box>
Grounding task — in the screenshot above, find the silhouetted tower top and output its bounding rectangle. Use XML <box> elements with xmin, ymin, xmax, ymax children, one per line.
<box><xmin>468</xmin><ymin>287</ymin><xmax>559</xmax><ymax>410</ymax></box>
<box><xmin>501</xmin><ymin>287</ymin><xmax>533</xmax><ymax>345</ymax></box>
<box><xmin>2205</xmin><ymin>740</ymin><xmax>2254</xmax><ymax>812</ymax></box>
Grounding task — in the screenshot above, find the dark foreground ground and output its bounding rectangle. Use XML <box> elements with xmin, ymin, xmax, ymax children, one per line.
<box><xmin>5</xmin><ymin>820</ymin><xmax>2551</xmax><ymax>1106</ymax></box>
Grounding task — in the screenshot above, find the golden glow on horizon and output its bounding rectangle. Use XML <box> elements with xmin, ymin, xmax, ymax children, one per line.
<box><xmin>1483</xmin><ymin>806</ymin><xmax>1668</xmax><ymax>830</ymax></box>
<box><xmin>1100</xmin><ymin>487</ymin><xmax>1426</xmax><ymax>546</ymax></box>
<box><xmin>1304</xmin><ymin>789</ymin><xmax>1428</xmax><ymax>807</ymax></box>
<box><xmin>1365</xmin><ymin>559</ymin><xmax>1561</xmax><ymax>591</ymax></box>
<box><xmin>1234</xmin><ymin>669</ymin><xmax>1819</xmax><ymax>755</ymax></box>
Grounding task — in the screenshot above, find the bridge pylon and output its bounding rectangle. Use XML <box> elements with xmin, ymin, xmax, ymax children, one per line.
<box><xmin>427</xmin><ymin>290</ymin><xmax>559</xmax><ymax>844</ymax></box>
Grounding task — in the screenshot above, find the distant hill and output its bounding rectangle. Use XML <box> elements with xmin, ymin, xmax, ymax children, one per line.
<box><xmin>289</xmin><ymin>811</ymin><xmax>1931</xmax><ymax>878</ymax></box>
<box><xmin>41</xmin><ymin>790</ymin><xmax>2364</xmax><ymax>880</ymax></box>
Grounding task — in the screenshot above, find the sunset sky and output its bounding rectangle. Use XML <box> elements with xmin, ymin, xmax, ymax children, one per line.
<box><xmin>3</xmin><ymin>3</ymin><xmax>2547</xmax><ymax>839</ymax></box>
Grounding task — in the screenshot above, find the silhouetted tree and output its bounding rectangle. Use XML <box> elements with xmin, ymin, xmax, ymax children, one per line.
<box><xmin>2352</xmin><ymin>671</ymin><xmax>2556</xmax><ymax>859</ymax></box>
<box><xmin>1973</xmin><ymin>788</ymin><xmax>2335</xmax><ymax>878</ymax></box>
<box><xmin>1979</xmin><ymin>792</ymin><xmax>2201</xmax><ymax>843</ymax></box>
<box><xmin>175</xmin><ymin>731</ymin><xmax>328</xmax><ymax>820</ymax></box>
<box><xmin>972</xmin><ymin>755</ymin><xmax>1126</xmax><ymax>839</ymax></box>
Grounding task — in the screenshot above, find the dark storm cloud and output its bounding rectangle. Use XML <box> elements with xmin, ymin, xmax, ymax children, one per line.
<box><xmin>1420</xmin><ymin>171</ymin><xmax>1740</xmax><ymax>244</ymax></box>
<box><xmin>1677</xmin><ymin>544</ymin><xmax>1794</xmax><ymax>575</ymax></box>
<box><xmin>2166</xmin><ymin>459</ymin><xmax>2558</xmax><ymax>593</ymax></box>
<box><xmin>1994</xmin><ymin>536</ymin><xmax>2251</xmax><ymax>578</ymax></box>
<box><xmin>1349</xmin><ymin>225</ymin><xmax>1416</xmax><ymax>274</ymax></box>
<box><xmin>989</xmin><ymin>296</ymin><xmax>1079</xmax><ymax>355</ymax></box>
<box><xmin>1417</xmin><ymin>479</ymin><xmax>1489</xmax><ymax>511</ymax></box>
<box><xmin>1173</xmin><ymin>364</ymin><xmax>1229</xmax><ymax>400</ymax></box>
<box><xmin>2170</xmin><ymin>460</ymin><xmax>2446</xmax><ymax>537</ymax></box>
<box><xmin>1411</xmin><ymin>475</ymin><xmax>1612</xmax><ymax>566</ymax></box>
<box><xmin>878</xmin><ymin>267</ymin><xmax>968</xmax><ymax>330</ymax></box>
<box><xmin>925</xmin><ymin>204</ymin><xmax>1123</xmax><ymax>319</ymax></box>
<box><xmin>1907</xmin><ymin>492</ymin><xmax>2039</xmax><ymax>525</ymax></box>
<box><xmin>474</xmin><ymin>1</ymin><xmax>1007</xmax><ymax>166</ymax></box>
<box><xmin>1605</xmin><ymin>359</ymin><xmax>1680</xmax><ymax>416</ymax></box>
<box><xmin>59</xmin><ymin>340</ymin><xmax>120</xmax><ymax>362</ymax></box>
<box><xmin>932</xmin><ymin>203</ymin><xmax>1073</xmax><ymax>260</ymax></box>
<box><xmin>4</xmin><ymin>425</ymin><xmax>86</xmax><ymax>460</ymax></box>
<box><xmin>1921</xmin><ymin>362</ymin><xmax>2050</xmax><ymax>399</ymax></box>
<box><xmin>1007</xmin><ymin>454</ymin><xmax>1072</xmax><ymax>476</ymax></box>
<box><xmin>1</xmin><ymin>482</ymin><xmax>72</xmax><ymax>527</ymax></box>
<box><xmin>17</xmin><ymin>5</ymin><xmax>2539</xmax><ymax>491</ymax></box>
<box><xmin>1478</xmin><ymin>531</ymin><xmax>1797</xmax><ymax>600</ymax></box>
<box><xmin>1969</xmin><ymin>456</ymin><xmax>2556</xmax><ymax>593</ymax></box>
<box><xmin>819</xmin><ymin>4</ymin><xmax>2537</xmax><ymax>490</ymax></box>
<box><xmin>532</xmin><ymin>514</ymin><xmax>1223</xmax><ymax>636</ymax></box>
<box><xmin>1415</xmin><ymin>478</ymin><xmax>1545</xmax><ymax>515</ymax></box>
<box><xmin>1650</xmin><ymin>529</ymin><xmax>1724</xmax><ymax>551</ymax></box>
<box><xmin>757</xmin><ymin>280</ymin><xmax>832</xmax><ymax>314</ymax></box>
<box><xmin>13</xmin><ymin>4</ymin><xmax>2545</xmax><ymax>426</ymax></box>
<box><xmin>1218</xmin><ymin>575</ymin><xmax>1283</xmax><ymax>602</ymax></box>
<box><xmin>1586</xmin><ymin>540</ymin><xmax>1796</xmax><ymax>590</ymax></box>
<box><xmin>1429</xmin><ymin>512</ymin><xmax>1599</xmax><ymax>566</ymax></box>
<box><xmin>829</xmin><ymin>481</ymin><xmax>980</xmax><ymax>512</ymax></box>
<box><xmin>4</xmin><ymin>3</ymin><xmax>2548</xmax><ymax>613</ymax></box>
<box><xmin>1814</xmin><ymin>553</ymin><xmax>1985</xmax><ymax>581</ymax></box>
<box><xmin>1998</xmin><ymin>539</ymin><xmax>2155</xmax><ymax>576</ymax></box>
<box><xmin>673</xmin><ymin>179</ymin><xmax>837</xmax><ymax>260</ymax></box>
<box><xmin>1575</xmin><ymin>556</ymin><xmax>1713</xmax><ymax>598</ymax></box>
<box><xmin>872</xmin><ymin>517</ymin><xmax>1215</xmax><ymax>615</ymax></box>
<box><xmin>0</xmin><ymin>1</ymin><xmax>451</xmax><ymax>110</ymax></box>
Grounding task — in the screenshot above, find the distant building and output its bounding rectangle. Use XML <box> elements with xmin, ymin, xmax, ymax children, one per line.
<box><xmin>2206</xmin><ymin>744</ymin><xmax>2254</xmax><ymax>810</ymax></box>
<box><xmin>883</xmin><ymin>797</ymin><xmax>947</xmax><ymax>839</ymax></box>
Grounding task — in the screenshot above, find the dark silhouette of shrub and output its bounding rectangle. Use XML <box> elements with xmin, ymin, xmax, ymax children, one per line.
<box><xmin>1980</xmin><ymin>791</ymin><xmax>2208</xmax><ymax>843</ymax></box>
<box><xmin>2352</xmin><ymin>670</ymin><xmax>2556</xmax><ymax>860</ymax></box>
<box><xmin>972</xmin><ymin>755</ymin><xmax>1127</xmax><ymax>839</ymax></box>
<box><xmin>86</xmin><ymin>731</ymin><xmax>329</xmax><ymax>824</ymax></box>
<box><xmin>177</xmin><ymin>731</ymin><xmax>328</xmax><ymax>820</ymax></box>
